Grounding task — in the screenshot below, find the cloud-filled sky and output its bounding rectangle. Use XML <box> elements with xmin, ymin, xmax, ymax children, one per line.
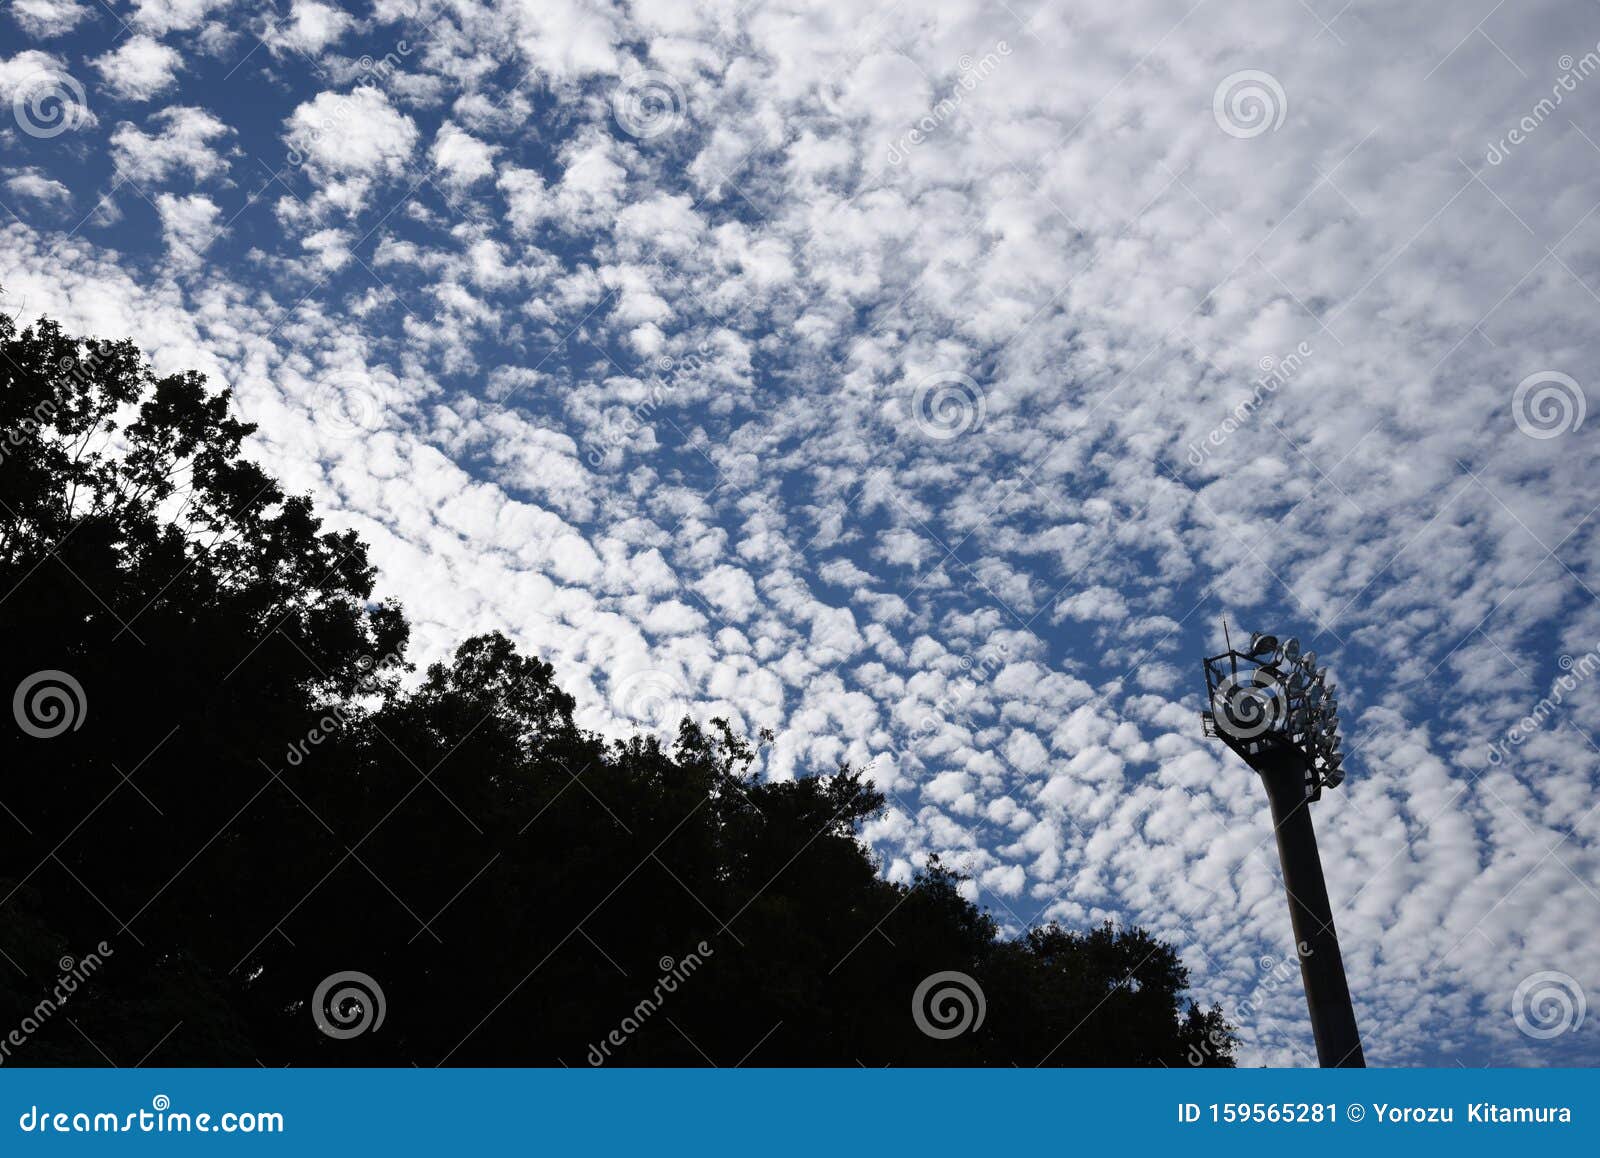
<box><xmin>3</xmin><ymin>0</ymin><xmax>1599</xmax><ymax>1066</ymax></box>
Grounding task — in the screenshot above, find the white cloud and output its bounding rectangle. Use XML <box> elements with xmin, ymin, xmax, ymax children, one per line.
<box><xmin>695</xmin><ymin>564</ymin><xmax>757</xmax><ymax>622</ymax></box>
<box><xmin>300</xmin><ymin>227</ymin><xmax>352</xmax><ymax>271</ymax></box>
<box><xmin>9</xmin><ymin>0</ymin><xmax>90</xmax><ymax>38</ymax></box>
<box><xmin>282</xmin><ymin>86</ymin><xmax>420</xmax><ymax>217</ymax></box>
<box><xmin>496</xmin><ymin>166</ymin><xmax>552</xmax><ymax>234</ymax></box>
<box><xmin>643</xmin><ymin>599</ymin><xmax>707</xmax><ymax>636</ymax></box>
<box><xmin>505</xmin><ymin>0</ymin><xmax>622</xmax><ymax>80</ymax></box>
<box><xmin>110</xmin><ymin>106</ymin><xmax>232</xmax><ymax>183</ymax></box>
<box><xmin>268</xmin><ymin>0</ymin><xmax>355</xmax><ymax>55</ymax></box>
<box><xmin>0</xmin><ymin>49</ymin><xmax>64</xmax><ymax>97</ymax></box>
<box><xmin>93</xmin><ymin>35</ymin><xmax>182</xmax><ymax>102</ymax></box>
<box><xmin>5</xmin><ymin>169</ymin><xmax>71</xmax><ymax>205</ymax></box>
<box><xmin>127</xmin><ymin>0</ymin><xmax>232</xmax><ymax>35</ymax></box>
<box><xmin>429</xmin><ymin>122</ymin><xmax>498</xmax><ymax>190</ymax></box>
<box><xmin>153</xmin><ymin>192</ymin><xmax>222</xmax><ymax>263</ymax></box>
<box><xmin>285</xmin><ymin>86</ymin><xmax>418</xmax><ymax>178</ymax></box>
<box><xmin>0</xmin><ymin>50</ymin><xmax>99</xmax><ymax>135</ymax></box>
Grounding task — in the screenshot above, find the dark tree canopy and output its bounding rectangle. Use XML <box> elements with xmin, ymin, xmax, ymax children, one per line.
<box><xmin>0</xmin><ymin>305</ymin><xmax>1234</xmax><ymax>1067</ymax></box>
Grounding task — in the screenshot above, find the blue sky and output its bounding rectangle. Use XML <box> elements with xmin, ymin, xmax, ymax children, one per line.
<box><xmin>2</xmin><ymin>0</ymin><xmax>1599</xmax><ymax>1067</ymax></box>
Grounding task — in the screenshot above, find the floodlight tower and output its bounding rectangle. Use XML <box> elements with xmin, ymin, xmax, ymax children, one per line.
<box><xmin>1201</xmin><ymin>628</ymin><xmax>1365</xmax><ymax>1068</ymax></box>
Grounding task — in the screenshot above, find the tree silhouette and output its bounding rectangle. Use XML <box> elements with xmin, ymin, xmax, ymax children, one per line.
<box><xmin>0</xmin><ymin>304</ymin><xmax>1233</xmax><ymax>1067</ymax></box>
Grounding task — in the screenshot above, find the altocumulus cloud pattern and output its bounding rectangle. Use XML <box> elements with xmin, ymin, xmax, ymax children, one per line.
<box><xmin>1</xmin><ymin>0</ymin><xmax>1598</xmax><ymax>1066</ymax></box>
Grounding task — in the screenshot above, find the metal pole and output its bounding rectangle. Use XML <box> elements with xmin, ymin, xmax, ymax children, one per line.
<box><xmin>1258</xmin><ymin>752</ymin><xmax>1366</xmax><ymax>1068</ymax></box>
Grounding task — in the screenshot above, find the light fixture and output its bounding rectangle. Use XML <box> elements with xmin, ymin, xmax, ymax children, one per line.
<box><xmin>1203</xmin><ymin>632</ymin><xmax>1351</xmax><ymax>802</ymax></box>
<box><xmin>1200</xmin><ymin>623</ymin><xmax>1364</xmax><ymax>1068</ymax></box>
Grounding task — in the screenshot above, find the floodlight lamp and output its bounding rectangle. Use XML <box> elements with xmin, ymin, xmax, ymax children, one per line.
<box><xmin>1197</xmin><ymin>627</ymin><xmax>1364</xmax><ymax>1067</ymax></box>
<box><xmin>1248</xmin><ymin>633</ymin><xmax>1280</xmax><ymax>658</ymax></box>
